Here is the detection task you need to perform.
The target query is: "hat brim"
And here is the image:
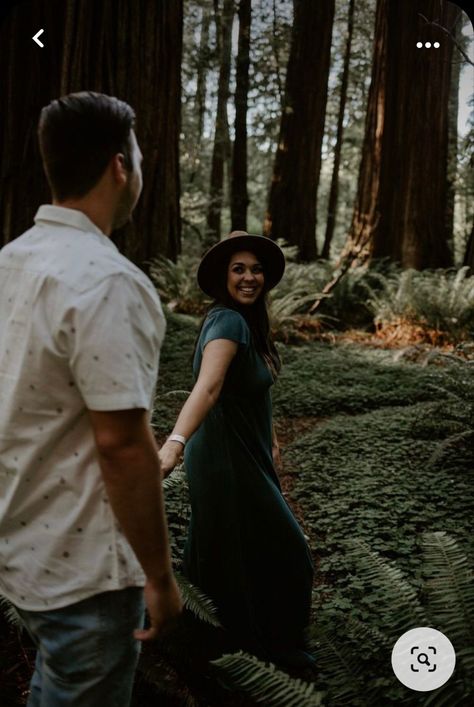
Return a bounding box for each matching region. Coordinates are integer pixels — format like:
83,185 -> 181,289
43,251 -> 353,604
197,234 -> 285,299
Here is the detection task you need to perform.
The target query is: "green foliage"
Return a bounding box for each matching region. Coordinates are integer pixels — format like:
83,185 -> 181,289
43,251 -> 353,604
0,595 -> 24,632
310,533 -> 474,706
422,533 -> 474,669
174,571 -> 222,628
211,651 -> 324,706
273,340 -> 454,418
151,310 -> 198,436
421,363 -> 474,471
148,254 -> 207,312
366,267 -> 474,340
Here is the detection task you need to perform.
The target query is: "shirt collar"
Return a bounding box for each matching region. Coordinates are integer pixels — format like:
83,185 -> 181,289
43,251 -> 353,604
34,205 -> 118,251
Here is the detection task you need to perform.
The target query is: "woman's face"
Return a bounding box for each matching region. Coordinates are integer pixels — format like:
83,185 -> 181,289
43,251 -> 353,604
227,250 -> 265,306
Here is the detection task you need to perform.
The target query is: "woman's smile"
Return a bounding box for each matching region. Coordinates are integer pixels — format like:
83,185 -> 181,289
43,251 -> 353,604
227,250 -> 264,305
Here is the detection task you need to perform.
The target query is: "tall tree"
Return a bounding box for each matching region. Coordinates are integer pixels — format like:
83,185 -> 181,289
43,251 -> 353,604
347,0 -> 458,269
189,4 -> 212,184
206,0 -> 234,246
264,0 -> 335,261
445,11 -> 464,254
0,0 -> 183,265
321,0 -> 355,260
231,0 -> 251,231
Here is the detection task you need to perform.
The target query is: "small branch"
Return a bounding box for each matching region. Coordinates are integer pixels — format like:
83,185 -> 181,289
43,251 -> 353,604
418,13 -> 474,66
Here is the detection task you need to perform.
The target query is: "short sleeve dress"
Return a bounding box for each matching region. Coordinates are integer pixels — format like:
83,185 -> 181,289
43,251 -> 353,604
183,305 -> 314,667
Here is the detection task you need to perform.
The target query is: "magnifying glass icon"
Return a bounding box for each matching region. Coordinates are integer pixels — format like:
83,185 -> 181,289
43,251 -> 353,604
417,653 -> 430,666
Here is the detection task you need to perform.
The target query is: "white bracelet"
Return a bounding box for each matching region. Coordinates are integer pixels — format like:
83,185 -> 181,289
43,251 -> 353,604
168,433 -> 187,447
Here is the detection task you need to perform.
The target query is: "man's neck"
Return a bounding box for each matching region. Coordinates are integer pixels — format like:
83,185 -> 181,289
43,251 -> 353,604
53,198 -> 113,236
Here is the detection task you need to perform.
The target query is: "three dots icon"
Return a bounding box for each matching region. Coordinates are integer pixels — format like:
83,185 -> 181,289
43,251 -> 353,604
417,41 -> 440,48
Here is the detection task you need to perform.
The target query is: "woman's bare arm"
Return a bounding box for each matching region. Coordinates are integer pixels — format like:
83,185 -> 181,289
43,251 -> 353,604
159,338 -> 238,476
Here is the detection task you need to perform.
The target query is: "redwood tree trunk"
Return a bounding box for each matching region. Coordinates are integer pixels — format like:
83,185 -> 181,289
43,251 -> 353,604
206,0 -> 234,247
321,0 -> 355,260
264,0 -> 335,261
0,0 -> 183,266
189,5 -> 211,185
231,0 -> 251,231
348,0 -> 458,269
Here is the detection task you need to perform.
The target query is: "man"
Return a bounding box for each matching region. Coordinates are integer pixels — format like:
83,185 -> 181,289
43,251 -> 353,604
0,92 -> 182,706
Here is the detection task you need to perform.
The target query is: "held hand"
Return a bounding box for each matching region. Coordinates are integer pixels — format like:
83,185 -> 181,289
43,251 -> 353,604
134,575 -> 183,642
158,441 -> 183,479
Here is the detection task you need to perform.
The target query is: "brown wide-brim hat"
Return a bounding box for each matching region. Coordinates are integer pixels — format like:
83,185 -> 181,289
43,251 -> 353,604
197,231 -> 285,299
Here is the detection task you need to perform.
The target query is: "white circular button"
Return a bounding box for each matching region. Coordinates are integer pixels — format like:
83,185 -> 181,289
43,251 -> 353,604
392,627 -> 456,691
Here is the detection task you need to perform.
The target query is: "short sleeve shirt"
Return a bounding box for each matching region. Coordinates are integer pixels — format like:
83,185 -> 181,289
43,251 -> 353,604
0,205 -> 166,610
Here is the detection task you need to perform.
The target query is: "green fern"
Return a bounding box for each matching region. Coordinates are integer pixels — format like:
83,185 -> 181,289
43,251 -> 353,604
211,650 -> 324,706
366,267 -> 474,340
422,532 -> 474,668
174,572 -> 222,628
0,595 -> 25,631
148,254 -> 207,311
308,621 -> 367,705
344,538 -> 428,637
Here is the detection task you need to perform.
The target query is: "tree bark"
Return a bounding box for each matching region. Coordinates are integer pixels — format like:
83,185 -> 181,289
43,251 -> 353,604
445,10 -> 463,254
264,0 -> 335,261
206,0 -> 234,247
0,0 -> 183,267
231,0 -> 251,231
321,0 -> 355,260
348,0 -> 458,269
189,5 -> 211,185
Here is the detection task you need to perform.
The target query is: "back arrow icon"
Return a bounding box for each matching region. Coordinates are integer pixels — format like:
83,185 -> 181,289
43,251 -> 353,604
32,29 -> 44,48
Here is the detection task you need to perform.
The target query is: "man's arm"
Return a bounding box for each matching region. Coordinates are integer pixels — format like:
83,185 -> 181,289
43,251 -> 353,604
88,407 -> 182,640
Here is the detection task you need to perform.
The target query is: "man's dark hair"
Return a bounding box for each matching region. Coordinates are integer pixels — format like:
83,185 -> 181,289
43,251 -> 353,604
38,91 -> 136,201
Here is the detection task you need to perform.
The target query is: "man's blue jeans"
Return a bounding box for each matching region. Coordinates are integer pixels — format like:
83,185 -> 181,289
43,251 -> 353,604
17,587 -> 145,707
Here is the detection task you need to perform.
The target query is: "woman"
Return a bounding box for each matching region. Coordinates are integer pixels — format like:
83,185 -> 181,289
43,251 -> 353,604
159,231 -> 314,669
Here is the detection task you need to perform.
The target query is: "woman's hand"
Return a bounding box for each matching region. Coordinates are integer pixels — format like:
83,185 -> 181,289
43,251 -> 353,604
158,440 -> 183,479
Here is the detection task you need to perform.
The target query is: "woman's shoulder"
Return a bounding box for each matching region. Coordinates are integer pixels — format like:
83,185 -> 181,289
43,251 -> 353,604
206,305 -> 247,325
201,305 -> 250,345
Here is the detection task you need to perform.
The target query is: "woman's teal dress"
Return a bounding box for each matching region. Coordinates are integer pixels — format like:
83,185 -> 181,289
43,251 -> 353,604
183,306 -> 314,667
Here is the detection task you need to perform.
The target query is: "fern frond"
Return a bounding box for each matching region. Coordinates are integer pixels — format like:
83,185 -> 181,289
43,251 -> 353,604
211,650 -> 324,706
0,594 -> 25,631
174,572 -> 221,627
308,622 -> 365,703
427,429 -> 474,467
162,464 -> 187,492
422,532 -> 474,648
344,614 -> 392,651
345,539 -> 427,636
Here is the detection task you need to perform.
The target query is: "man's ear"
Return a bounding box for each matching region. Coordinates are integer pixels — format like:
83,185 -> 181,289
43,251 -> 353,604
111,153 -> 128,186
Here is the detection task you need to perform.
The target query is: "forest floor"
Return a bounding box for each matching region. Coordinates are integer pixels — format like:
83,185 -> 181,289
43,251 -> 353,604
1,312 -> 472,706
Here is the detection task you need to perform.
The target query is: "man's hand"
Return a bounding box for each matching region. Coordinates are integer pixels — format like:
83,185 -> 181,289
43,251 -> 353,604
134,575 -> 183,641
158,440 -> 183,478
